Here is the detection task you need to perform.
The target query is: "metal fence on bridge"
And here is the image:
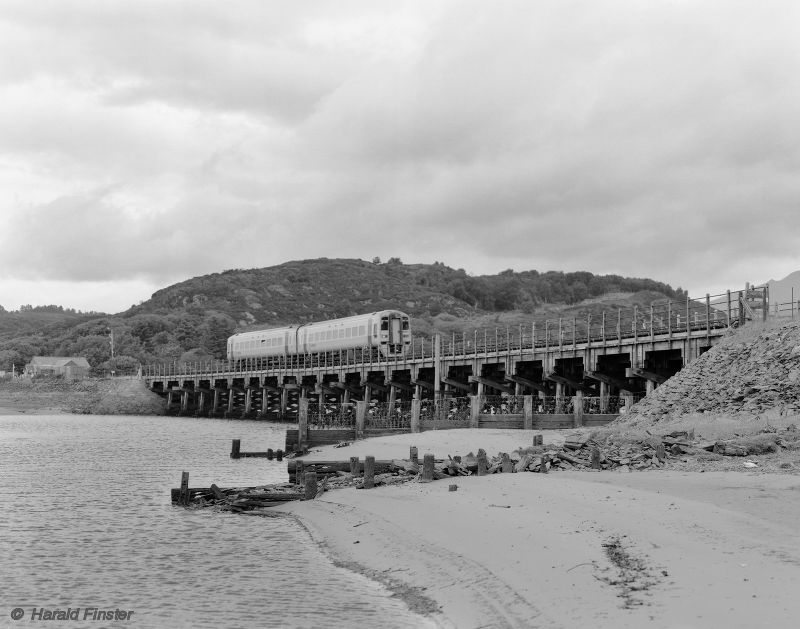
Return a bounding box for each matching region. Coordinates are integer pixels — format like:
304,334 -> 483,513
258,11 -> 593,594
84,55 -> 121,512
143,286 -> 790,379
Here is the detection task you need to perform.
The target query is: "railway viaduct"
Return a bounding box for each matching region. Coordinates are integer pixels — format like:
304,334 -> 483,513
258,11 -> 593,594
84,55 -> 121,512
144,286 -> 768,419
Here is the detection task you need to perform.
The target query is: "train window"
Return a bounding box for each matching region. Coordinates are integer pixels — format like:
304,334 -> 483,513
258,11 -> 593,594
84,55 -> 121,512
373,324 -> 377,335
346,328 -> 351,338
402,320 -> 409,330
359,325 -> 365,336
381,319 -> 389,330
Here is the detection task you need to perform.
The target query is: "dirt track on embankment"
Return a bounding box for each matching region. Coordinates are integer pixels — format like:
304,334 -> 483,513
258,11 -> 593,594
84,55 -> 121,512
0,377 -> 165,415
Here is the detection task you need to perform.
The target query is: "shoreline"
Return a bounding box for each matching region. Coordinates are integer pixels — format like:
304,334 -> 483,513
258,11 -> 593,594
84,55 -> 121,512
0,377 -> 164,415
277,429 -> 800,629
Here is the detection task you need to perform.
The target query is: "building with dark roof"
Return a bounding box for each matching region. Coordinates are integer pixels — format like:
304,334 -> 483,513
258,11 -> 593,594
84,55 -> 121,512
25,356 -> 91,379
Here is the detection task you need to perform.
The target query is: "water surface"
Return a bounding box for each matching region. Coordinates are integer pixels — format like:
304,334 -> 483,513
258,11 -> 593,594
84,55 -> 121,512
0,414 -> 436,628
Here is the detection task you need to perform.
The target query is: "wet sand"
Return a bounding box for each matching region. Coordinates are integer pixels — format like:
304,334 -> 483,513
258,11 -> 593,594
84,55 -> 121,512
279,429 -> 800,629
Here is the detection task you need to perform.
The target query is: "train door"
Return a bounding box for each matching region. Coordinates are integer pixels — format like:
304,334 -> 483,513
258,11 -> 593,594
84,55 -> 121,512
389,316 -> 402,350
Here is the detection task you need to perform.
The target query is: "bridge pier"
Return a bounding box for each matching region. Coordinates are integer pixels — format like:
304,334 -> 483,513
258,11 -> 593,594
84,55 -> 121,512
280,387 -> 288,417
244,388 -> 252,414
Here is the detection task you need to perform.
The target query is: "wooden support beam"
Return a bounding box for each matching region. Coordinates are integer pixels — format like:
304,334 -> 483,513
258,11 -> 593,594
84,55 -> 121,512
442,377 -> 472,393
625,366 -> 667,384
584,370 -> 634,394
543,372 -> 595,395
330,381 -> 363,395
316,382 -> 343,396
362,380 -> 388,393
506,375 -> 547,394
411,378 -> 435,391
468,375 -> 513,394
388,379 -> 415,392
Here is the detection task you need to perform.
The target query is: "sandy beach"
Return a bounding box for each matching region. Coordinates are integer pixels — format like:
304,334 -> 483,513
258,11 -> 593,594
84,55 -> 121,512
279,429 -> 800,629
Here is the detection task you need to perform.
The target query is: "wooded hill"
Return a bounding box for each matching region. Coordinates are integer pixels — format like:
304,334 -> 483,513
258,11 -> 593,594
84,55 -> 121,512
0,258 -> 685,374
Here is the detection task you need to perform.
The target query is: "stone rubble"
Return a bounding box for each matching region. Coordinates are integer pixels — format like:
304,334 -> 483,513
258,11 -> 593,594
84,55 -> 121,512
622,320 -> 800,425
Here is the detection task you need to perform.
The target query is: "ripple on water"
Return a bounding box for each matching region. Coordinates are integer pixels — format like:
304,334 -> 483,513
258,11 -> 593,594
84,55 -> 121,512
0,415 -> 437,629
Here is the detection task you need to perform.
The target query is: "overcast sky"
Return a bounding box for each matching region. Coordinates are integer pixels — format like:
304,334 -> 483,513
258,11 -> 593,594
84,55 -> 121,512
1,0 -> 798,313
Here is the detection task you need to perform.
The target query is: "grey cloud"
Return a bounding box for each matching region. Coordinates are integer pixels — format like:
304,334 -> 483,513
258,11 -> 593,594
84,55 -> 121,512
1,0 -> 800,310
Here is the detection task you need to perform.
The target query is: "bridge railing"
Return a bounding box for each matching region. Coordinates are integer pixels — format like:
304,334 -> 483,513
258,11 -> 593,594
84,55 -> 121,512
144,287 -> 767,378
431,291 -> 742,358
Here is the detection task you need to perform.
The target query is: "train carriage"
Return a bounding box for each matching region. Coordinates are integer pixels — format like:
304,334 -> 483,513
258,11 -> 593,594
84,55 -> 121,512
227,310 -> 410,361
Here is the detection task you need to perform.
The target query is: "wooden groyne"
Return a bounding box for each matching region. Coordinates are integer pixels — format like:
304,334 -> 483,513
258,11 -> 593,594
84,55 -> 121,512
229,439 -> 284,460
171,471 -> 303,512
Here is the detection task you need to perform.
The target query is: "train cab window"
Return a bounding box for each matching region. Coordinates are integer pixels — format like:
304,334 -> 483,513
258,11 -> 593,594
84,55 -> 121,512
402,319 -> 409,330
380,318 -> 389,330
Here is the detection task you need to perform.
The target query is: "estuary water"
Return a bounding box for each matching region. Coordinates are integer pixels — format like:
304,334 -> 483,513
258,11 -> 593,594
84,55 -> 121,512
0,414 -> 436,628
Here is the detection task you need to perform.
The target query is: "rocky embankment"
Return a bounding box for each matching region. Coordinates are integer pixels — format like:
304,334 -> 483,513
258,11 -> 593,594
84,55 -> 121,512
0,377 -> 165,415
624,319 -> 800,425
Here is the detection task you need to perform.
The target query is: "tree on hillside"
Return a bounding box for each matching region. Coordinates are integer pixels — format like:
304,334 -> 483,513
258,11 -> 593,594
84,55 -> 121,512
60,334 -> 111,368
200,315 -> 236,358
0,349 -> 22,371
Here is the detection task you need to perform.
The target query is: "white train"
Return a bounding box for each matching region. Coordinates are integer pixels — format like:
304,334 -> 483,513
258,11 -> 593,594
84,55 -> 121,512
227,310 -> 411,361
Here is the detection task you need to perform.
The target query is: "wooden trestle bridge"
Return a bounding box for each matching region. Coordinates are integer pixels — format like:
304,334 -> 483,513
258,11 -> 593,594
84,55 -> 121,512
145,285 -> 768,422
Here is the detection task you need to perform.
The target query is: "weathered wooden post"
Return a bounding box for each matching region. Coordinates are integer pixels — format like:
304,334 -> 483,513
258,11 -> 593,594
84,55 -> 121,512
573,392 -> 584,428
230,439 -> 241,459
477,449 -> 487,476
279,386 -> 289,419
355,400 -> 367,440
533,434 -> 543,446
599,382 -> 609,412
523,395 -> 533,430
656,443 -> 666,462
409,446 -> 418,464
501,453 -> 513,473
276,448 -> 283,461
621,392 -> 633,415
349,456 -> 360,477
179,471 -> 189,506
296,460 -> 305,487
298,397 -> 309,452
212,388 -> 220,415
590,447 -> 602,470
304,467 -> 317,500
422,454 -> 435,481
469,395 -> 481,428
410,399 -> 421,433
540,454 -> 549,474
364,455 -> 376,488
267,448 -> 274,460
